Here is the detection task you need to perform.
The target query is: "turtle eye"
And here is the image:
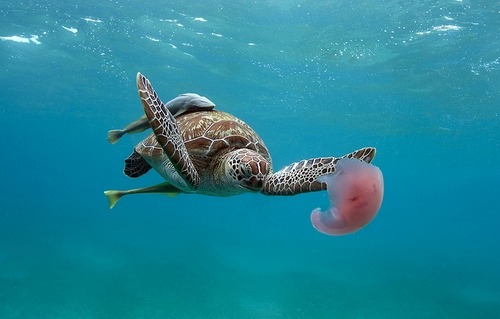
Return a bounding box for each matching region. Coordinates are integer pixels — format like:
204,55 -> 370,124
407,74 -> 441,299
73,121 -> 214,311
240,163 -> 253,178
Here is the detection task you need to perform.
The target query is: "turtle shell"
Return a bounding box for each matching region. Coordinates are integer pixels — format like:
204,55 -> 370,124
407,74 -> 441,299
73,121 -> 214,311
135,110 -> 271,183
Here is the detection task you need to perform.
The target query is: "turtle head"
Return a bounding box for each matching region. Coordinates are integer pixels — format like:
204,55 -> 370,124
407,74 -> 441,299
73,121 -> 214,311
225,149 -> 270,191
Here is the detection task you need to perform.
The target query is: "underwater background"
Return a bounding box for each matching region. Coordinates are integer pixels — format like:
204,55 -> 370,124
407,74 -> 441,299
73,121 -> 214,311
1,0 -> 499,318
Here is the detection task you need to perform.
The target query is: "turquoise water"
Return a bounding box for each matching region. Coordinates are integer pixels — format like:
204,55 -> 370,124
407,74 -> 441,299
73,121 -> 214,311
1,0 -> 499,318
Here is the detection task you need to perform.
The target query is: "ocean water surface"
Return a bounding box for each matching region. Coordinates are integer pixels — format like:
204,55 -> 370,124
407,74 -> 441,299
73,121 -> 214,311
1,0 -> 499,318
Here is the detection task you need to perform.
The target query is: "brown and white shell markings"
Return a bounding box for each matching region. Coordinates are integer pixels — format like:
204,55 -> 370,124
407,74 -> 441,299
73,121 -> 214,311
136,109 -> 272,196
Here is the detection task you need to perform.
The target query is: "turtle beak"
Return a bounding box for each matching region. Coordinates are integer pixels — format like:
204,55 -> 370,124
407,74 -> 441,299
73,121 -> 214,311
242,176 -> 265,191
241,160 -> 268,191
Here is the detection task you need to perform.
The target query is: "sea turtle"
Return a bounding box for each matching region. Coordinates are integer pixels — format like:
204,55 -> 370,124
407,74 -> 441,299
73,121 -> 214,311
104,73 -> 376,208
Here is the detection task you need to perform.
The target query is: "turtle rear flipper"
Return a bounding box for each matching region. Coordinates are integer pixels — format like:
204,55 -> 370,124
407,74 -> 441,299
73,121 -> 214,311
262,147 -> 376,195
124,150 -> 152,178
137,72 -> 200,189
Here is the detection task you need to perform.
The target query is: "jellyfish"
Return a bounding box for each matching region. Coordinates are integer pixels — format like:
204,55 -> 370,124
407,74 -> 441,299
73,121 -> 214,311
311,158 -> 384,236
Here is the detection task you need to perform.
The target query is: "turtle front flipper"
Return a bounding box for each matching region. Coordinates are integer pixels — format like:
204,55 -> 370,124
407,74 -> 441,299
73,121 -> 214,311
262,147 -> 376,196
137,72 -> 200,189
